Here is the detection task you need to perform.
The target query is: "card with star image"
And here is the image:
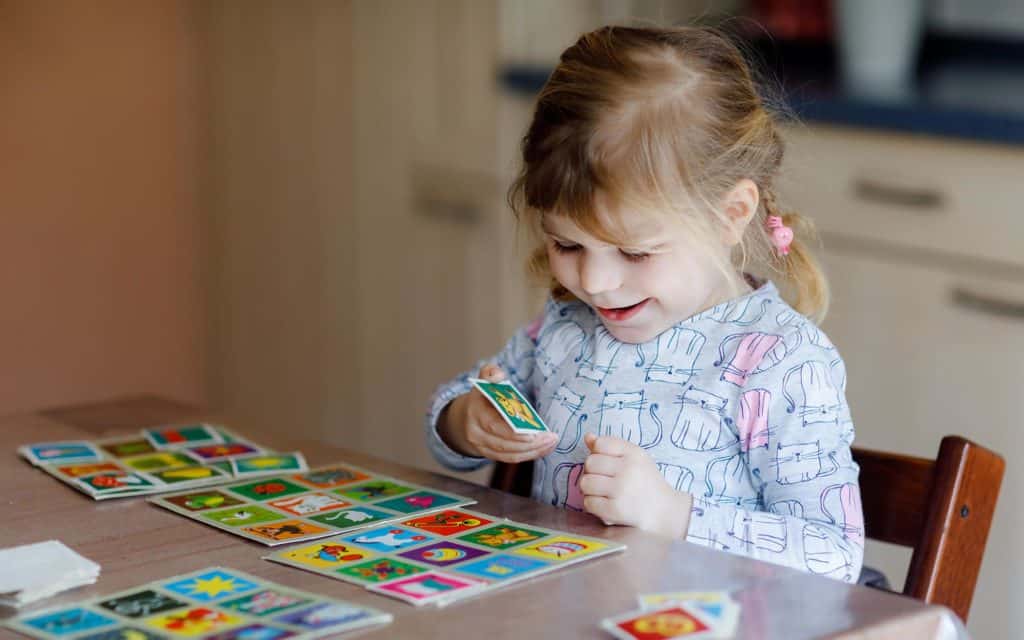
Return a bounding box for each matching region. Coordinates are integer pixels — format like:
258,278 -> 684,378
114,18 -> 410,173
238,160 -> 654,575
469,378 -> 549,434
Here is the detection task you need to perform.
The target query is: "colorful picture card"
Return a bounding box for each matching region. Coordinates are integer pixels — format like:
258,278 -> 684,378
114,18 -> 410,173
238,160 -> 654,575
18,425 -> 307,501
149,463 -> 477,546
469,378 -> 549,434
631,591 -> 741,639
600,597 -> 742,640
3,566 -> 391,640
265,507 -> 625,607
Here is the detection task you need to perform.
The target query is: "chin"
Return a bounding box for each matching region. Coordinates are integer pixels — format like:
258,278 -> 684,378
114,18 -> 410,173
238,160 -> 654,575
601,323 -> 662,345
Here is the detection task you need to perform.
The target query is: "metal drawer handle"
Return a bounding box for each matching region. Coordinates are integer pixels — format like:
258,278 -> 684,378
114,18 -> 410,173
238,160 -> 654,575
951,287 -> 1024,321
853,177 -> 945,211
416,198 -> 481,225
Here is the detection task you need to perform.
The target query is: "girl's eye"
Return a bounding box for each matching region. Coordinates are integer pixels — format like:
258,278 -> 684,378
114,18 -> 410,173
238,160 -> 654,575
552,241 -> 580,254
620,250 -> 651,263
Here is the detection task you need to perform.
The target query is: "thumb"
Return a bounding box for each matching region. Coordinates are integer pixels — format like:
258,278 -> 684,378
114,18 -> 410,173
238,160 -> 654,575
584,432 -> 598,451
478,364 -> 507,382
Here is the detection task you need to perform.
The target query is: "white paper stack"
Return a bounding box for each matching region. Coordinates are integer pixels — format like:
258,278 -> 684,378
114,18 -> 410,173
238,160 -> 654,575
0,541 -> 100,608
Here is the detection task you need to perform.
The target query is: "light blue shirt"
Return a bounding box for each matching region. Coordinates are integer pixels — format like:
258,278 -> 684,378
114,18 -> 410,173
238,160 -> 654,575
426,282 -> 864,581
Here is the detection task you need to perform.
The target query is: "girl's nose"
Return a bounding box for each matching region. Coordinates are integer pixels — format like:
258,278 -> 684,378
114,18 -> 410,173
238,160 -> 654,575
579,253 -> 622,296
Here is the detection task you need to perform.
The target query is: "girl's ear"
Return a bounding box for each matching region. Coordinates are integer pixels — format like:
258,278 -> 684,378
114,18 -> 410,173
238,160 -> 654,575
721,179 -> 760,247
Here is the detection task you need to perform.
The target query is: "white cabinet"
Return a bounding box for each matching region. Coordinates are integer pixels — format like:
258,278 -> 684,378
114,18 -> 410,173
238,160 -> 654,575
780,125 -> 1024,639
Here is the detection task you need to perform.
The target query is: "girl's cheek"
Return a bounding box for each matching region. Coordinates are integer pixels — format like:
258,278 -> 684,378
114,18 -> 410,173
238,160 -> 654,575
547,249 -> 573,280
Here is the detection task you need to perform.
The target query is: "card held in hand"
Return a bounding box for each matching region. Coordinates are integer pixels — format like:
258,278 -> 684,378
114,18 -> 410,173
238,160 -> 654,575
470,378 -> 549,435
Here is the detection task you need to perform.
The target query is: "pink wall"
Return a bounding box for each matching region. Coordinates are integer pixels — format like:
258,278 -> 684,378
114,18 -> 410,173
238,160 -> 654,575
0,0 -> 206,414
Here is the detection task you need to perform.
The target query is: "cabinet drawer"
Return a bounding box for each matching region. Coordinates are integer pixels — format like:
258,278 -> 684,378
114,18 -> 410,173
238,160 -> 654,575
778,125 -> 1024,267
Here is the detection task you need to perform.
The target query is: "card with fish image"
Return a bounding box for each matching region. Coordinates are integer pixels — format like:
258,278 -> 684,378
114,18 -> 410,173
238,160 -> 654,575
2,565 -> 392,640
469,378 -> 549,434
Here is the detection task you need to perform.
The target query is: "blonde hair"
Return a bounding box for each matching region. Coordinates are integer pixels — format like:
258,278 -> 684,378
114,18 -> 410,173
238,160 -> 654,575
508,25 -> 829,322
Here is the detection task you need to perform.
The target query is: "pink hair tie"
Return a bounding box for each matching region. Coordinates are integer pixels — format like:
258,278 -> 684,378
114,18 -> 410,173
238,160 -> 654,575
766,215 -> 793,256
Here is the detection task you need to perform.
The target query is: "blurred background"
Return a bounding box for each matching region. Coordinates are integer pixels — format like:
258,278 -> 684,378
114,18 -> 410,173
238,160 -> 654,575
2,1 -> 1022,637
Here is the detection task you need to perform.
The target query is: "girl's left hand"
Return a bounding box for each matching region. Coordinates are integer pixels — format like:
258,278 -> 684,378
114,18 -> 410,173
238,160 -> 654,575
579,433 -> 693,538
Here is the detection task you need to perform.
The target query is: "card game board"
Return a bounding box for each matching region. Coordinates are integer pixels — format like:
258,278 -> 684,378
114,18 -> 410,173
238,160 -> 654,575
149,463 -> 477,546
3,566 -> 392,640
265,507 -> 626,607
470,378 -> 549,434
18,425 -> 308,501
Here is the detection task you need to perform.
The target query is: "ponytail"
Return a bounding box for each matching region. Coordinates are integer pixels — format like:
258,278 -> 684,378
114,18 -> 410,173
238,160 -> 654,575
762,191 -> 829,323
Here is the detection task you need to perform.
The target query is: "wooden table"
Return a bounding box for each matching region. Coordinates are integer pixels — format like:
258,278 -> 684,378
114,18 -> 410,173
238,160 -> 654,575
0,397 -> 964,639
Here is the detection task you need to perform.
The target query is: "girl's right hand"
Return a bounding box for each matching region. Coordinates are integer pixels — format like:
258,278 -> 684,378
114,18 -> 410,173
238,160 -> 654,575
440,364 -> 559,462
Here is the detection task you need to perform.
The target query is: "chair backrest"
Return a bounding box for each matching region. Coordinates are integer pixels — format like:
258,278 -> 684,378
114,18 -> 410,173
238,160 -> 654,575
854,435 -> 1003,621
490,435 -> 1004,622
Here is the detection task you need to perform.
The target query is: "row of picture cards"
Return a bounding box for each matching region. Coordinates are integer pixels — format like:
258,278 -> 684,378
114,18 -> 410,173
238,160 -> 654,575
148,463 -> 478,546
265,507 -> 626,608
18,424 -> 307,500
3,566 -> 391,640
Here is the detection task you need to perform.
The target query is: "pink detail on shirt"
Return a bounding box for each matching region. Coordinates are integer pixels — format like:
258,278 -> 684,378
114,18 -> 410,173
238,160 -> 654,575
737,388 -> 771,452
566,463 -> 585,511
840,483 -> 865,547
525,314 -> 544,342
724,332 -> 781,385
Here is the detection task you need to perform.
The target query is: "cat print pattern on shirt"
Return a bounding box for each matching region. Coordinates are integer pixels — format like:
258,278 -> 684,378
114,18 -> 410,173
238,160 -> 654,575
536,317 -> 586,380
781,361 -> 843,428
427,281 -> 863,582
547,383 -> 588,454
577,326 -> 624,385
635,326 -> 706,386
597,390 -> 663,448
669,385 -> 734,452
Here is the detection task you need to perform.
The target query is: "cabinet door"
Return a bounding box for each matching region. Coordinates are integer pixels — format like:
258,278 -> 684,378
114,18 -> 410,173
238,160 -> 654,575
351,1 -> 502,478
822,250 -> 1024,635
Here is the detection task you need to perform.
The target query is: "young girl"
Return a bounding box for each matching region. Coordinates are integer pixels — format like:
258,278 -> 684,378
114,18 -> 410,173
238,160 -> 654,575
426,25 -> 863,582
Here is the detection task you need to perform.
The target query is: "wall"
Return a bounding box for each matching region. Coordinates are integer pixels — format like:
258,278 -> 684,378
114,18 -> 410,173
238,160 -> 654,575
201,0 -> 357,443
0,0 -> 206,415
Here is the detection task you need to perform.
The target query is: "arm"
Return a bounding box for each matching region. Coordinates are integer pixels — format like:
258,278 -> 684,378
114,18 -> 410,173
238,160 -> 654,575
685,344 -> 864,582
425,317 -> 547,471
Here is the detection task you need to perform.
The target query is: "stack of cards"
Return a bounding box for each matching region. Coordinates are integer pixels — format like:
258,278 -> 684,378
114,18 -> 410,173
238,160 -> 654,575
0,541 -> 100,608
601,591 -> 740,639
470,379 -> 549,434
265,507 -> 626,608
2,566 -> 392,639
149,462 -> 477,546
19,424 -> 307,500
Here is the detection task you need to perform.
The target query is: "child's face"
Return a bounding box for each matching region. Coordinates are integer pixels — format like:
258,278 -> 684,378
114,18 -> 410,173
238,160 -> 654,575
543,211 -> 732,344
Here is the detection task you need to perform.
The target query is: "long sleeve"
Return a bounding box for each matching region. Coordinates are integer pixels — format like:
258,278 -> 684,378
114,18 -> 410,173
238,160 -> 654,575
424,318 -> 540,472
684,333 -> 865,583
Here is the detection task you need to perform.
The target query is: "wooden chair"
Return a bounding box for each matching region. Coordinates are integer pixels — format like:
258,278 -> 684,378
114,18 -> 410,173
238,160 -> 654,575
490,435 -> 1004,622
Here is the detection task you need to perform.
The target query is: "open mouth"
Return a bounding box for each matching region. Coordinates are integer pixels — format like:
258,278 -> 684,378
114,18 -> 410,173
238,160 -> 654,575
596,298 -> 650,322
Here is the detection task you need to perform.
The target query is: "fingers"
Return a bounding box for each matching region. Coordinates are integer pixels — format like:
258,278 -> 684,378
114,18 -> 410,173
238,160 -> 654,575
584,434 -> 631,457
583,495 -> 617,525
583,453 -> 621,477
578,472 -> 616,497
477,364 -> 506,382
469,428 -> 557,463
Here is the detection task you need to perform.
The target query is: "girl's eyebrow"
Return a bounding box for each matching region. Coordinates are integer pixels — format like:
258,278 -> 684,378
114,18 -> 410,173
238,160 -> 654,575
540,219 -> 578,241
539,218 -> 561,234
